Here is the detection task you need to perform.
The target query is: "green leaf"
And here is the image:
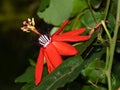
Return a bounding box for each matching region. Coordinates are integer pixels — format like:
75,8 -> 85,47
37,0 -> 73,25
37,0 -> 89,25
33,55 -> 84,90
71,0 -> 88,17
21,83 -> 35,90
15,66 -> 34,83
90,0 -> 102,9
81,48 -> 106,84
81,10 -> 102,28
81,60 -> 106,83
107,13 -> 115,33
38,0 -> 50,12
29,59 -> 36,67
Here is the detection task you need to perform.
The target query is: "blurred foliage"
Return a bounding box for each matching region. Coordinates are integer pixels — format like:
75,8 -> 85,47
1,0 -> 120,90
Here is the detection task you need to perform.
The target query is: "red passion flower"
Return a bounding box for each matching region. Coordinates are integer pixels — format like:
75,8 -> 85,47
21,18 -> 91,86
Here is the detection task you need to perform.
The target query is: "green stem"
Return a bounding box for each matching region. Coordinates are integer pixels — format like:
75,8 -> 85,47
101,21 -> 111,71
107,72 -> 111,90
105,47 -> 110,70
107,0 -> 120,90
104,0 -> 111,20
101,20 -> 112,41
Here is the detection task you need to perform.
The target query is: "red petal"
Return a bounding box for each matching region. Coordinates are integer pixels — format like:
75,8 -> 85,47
57,28 -> 86,36
52,35 -> 91,42
52,41 -> 78,55
44,52 -> 55,73
53,19 -> 69,35
44,43 -> 63,73
35,48 -> 44,86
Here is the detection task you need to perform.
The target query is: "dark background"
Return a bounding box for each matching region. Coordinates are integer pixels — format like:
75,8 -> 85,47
0,0 -> 40,89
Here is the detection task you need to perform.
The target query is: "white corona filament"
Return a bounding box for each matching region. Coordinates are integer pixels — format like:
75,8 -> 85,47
38,35 -> 51,47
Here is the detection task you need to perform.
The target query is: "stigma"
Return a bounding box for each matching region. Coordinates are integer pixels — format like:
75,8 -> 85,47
38,35 -> 51,47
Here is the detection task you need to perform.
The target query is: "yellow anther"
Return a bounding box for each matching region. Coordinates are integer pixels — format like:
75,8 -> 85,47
29,26 -> 35,31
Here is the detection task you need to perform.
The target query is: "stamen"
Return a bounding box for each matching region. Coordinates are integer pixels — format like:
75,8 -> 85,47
38,35 -> 51,47
21,18 -> 40,35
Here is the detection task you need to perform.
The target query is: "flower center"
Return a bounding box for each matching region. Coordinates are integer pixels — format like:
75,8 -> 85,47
38,35 -> 51,47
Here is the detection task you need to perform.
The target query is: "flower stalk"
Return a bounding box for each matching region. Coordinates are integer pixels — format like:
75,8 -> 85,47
104,0 -> 120,90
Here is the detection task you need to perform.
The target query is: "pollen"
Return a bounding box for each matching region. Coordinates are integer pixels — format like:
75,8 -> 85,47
38,35 -> 51,47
